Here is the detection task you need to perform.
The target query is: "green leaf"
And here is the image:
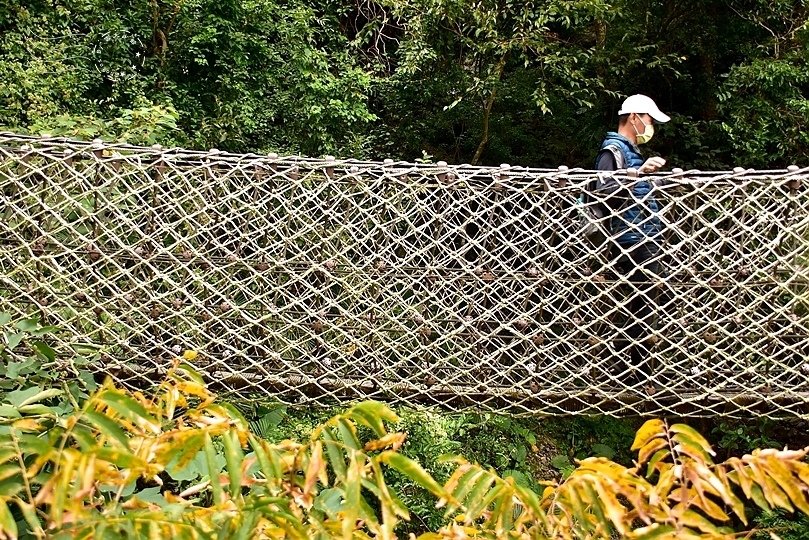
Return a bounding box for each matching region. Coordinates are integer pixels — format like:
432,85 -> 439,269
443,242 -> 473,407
218,402 -> 249,430
248,435 -> 281,483
514,484 -> 550,531
95,447 -> 147,470
31,341 -> 56,361
346,401 -> 397,437
96,390 -> 159,433
582,481 -> 607,532
749,483 -> 770,511
222,430 -> 244,500
204,433 -> 224,505
29,325 -> 58,337
5,332 -> 23,351
78,371 -> 98,392
98,481 -> 137,497
167,450 -> 207,482
0,450 -> 16,466
82,410 -> 129,448
5,387 -> 43,408
233,510 -> 259,540
462,470 -> 498,518
129,486 -> 167,507
513,444 -> 527,464
631,523 -> 677,539
670,424 -> 715,457
17,434 -> 51,456
0,498 -> 17,538
337,418 -> 360,451
0,479 -> 24,498
550,454 -> 572,470
321,427 -> 346,481
71,424 -> 97,453
314,487 -> 343,519
503,469 -> 531,488
0,405 -> 21,419
379,451 -> 445,499
0,313 -> 12,326
17,404 -> 55,416
169,432 -> 206,473
5,359 -> 36,379
13,318 -> 39,332
251,407 -> 287,438
70,343 -> 101,355
646,448 -> 671,478
592,443 -> 616,459
15,499 -> 42,535
453,466 -> 487,503
672,432 -> 714,463
343,455 -> 362,538
176,362 -> 205,385
680,509 -> 723,534
18,388 -> 62,407
0,464 -> 21,485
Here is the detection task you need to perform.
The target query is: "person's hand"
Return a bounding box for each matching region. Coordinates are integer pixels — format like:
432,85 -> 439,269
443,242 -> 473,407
640,157 -> 666,173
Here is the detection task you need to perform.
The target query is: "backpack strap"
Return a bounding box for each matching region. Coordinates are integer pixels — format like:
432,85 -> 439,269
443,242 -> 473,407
603,144 -> 625,170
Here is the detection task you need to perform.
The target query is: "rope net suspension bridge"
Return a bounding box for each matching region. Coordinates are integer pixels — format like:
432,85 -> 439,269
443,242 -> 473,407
1,133 -> 808,417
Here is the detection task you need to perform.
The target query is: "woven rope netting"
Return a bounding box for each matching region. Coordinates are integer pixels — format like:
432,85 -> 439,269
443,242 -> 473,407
1,133 -> 808,417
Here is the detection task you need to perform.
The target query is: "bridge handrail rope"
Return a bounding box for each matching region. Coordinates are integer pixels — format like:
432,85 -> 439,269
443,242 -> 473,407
0,133 -> 807,417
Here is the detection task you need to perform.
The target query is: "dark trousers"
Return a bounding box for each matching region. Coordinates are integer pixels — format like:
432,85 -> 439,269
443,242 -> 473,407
612,242 -> 661,386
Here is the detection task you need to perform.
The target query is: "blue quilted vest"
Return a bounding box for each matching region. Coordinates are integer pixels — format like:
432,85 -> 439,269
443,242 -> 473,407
597,133 -> 662,246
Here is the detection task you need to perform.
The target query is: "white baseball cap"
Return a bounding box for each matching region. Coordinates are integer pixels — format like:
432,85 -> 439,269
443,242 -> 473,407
618,94 -> 670,123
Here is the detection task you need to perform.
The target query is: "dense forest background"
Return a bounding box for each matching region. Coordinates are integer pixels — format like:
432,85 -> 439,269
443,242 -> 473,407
2,0 -> 808,169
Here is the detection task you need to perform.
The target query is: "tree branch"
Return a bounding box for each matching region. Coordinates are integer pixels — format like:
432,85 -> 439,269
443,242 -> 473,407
471,54 -> 506,165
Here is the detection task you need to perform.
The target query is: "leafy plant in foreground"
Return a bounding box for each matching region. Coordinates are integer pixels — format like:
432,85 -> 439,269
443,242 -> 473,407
0,355 -> 445,539
433,419 -> 809,539
0,357 -> 808,538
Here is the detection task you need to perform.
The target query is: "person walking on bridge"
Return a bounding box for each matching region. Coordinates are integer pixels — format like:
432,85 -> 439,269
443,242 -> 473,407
595,94 -> 670,394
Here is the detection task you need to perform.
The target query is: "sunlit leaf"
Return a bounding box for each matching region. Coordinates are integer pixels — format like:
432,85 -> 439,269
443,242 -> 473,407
761,456 -> 809,515
646,448 -> 671,478
672,431 -> 714,463
638,438 -> 669,468
346,401 -> 397,437
81,410 -> 129,448
631,523 -> 677,539
670,424 -> 715,458
96,390 -> 160,434
632,419 -> 666,451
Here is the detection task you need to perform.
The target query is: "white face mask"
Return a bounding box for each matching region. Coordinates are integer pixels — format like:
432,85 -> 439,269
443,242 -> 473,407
633,115 -> 654,144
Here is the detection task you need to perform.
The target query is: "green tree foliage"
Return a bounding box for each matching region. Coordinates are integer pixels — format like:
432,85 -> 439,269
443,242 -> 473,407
0,0 -> 376,154
370,0 -> 615,163
717,0 -> 809,167
2,1 -> 808,164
